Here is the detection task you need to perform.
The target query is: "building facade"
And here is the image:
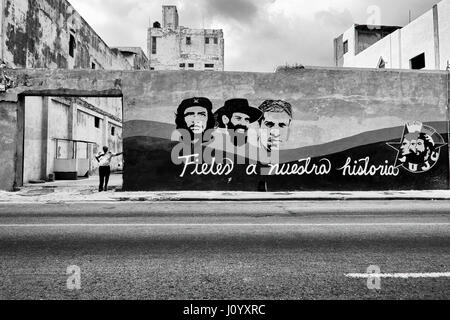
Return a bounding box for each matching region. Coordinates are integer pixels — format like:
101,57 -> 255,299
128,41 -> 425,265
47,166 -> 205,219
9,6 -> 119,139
0,0 -> 147,184
112,47 -> 149,71
334,0 -> 450,70
148,6 -> 224,71
23,96 -> 123,183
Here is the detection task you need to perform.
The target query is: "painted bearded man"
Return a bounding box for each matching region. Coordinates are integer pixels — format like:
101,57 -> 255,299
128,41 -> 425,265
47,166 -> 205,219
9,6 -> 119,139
399,132 -> 436,165
214,99 -> 262,148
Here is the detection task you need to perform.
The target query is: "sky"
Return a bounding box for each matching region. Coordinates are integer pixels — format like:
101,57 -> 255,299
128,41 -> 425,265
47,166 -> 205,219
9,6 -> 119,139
71,0 -> 439,72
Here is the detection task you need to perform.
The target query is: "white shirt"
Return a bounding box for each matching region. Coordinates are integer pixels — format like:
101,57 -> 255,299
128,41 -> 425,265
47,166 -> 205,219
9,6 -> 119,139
98,151 -> 114,167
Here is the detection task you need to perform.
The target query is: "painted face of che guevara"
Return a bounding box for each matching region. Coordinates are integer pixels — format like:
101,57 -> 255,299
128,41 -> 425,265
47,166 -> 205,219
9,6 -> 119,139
260,112 -> 292,151
184,106 -> 208,135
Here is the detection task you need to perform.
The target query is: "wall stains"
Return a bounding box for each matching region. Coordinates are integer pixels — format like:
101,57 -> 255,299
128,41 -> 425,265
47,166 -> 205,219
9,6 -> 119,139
2,0 -> 132,70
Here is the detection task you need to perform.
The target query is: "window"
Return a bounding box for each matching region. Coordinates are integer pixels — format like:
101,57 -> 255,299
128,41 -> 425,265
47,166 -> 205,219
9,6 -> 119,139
205,37 -> 209,44
188,63 -> 194,68
111,126 -> 115,136
410,53 -> 425,70
179,63 -> 185,68
94,117 -> 100,128
205,64 -> 214,68
152,37 -> 157,54
91,62 -> 96,69
186,37 -> 191,45
214,37 -> 218,44
343,40 -> 348,54
69,34 -> 76,57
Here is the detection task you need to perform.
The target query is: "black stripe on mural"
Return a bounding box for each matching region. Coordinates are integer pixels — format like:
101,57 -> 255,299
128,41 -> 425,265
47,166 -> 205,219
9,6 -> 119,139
123,127 -> 449,191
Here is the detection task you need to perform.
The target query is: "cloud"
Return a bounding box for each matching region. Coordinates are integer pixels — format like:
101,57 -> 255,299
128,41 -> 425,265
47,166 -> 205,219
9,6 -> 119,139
70,0 -> 440,72
315,8 -> 354,31
203,0 -> 260,23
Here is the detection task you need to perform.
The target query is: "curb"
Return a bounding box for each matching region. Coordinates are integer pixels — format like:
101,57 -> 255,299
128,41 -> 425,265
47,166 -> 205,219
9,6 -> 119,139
112,196 -> 450,202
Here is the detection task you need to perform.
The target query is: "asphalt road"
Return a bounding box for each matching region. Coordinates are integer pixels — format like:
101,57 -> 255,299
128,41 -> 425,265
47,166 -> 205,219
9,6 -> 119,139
0,201 -> 449,300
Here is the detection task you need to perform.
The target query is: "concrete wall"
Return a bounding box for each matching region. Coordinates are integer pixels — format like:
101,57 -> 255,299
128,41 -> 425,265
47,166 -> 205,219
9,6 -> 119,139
46,97 -> 70,178
75,99 -> 123,173
20,94 -> 122,184
438,0 -> 450,69
0,68 -> 448,191
162,6 -> 178,30
1,0 -> 132,70
113,48 -> 149,71
148,6 -> 224,71
149,27 -> 224,71
120,68 -> 449,191
23,96 -> 45,182
0,101 -> 18,190
23,96 -> 72,182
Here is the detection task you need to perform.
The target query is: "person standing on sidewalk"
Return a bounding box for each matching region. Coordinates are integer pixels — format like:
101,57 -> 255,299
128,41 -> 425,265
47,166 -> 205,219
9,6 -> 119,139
96,146 -> 123,192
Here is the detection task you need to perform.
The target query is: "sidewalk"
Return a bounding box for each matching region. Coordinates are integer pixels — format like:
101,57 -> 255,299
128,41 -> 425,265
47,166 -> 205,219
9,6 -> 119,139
1,174 -> 450,203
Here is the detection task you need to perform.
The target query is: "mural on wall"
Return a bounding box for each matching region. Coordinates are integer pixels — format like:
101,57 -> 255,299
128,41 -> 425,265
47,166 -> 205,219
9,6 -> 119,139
124,95 -> 449,191
387,122 -> 446,174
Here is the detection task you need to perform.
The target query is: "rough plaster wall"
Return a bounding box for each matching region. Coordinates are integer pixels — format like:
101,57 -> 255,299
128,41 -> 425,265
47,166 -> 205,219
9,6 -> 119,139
149,27 -> 224,71
149,28 -> 180,70
74,105 -> 122,174
162,6 -> 178,29
47,98 -> 70,177
341,25 -> 356,66
180,29 -> 224,71
0,67 -> 448,191
76,108 -> 102,174
23,96 -> 44,183
438,0 -> 450,69
347,31 -> 401,69
122,69 -> 448,148
400,9 -> 435,70
343,2 -> 444,70
120,68 -> 449,191
82,97 -> 122,120
107,124 -> 123,171
0,101 -> 17,191
2,0 -> 131,70
356,31 -> 383,54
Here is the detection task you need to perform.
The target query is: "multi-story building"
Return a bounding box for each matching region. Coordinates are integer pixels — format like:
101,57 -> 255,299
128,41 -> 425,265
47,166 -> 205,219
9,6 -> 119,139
0,0 -> 147,184
148,5 -> 224,71
334,0 -> 450,70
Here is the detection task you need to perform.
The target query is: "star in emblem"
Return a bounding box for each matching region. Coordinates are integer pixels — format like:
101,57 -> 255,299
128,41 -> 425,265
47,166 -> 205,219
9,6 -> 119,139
387,122 -> 447,171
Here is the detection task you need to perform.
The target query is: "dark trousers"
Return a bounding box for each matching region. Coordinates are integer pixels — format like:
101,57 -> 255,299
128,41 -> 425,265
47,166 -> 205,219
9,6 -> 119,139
99,166 -> 111,191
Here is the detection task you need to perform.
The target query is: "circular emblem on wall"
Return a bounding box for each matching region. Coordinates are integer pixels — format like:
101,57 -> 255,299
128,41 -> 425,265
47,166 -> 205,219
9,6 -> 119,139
387,121 -> 447,173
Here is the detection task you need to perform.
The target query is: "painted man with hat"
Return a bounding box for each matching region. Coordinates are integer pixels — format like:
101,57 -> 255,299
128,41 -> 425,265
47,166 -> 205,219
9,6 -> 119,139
175,97 -> 216,145
214,98 -> 262,149
170,97 -> 221,189
205,99 -> 263,191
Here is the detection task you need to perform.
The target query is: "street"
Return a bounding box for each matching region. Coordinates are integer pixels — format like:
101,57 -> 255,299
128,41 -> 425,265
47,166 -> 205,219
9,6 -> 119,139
0,201 -> 449,300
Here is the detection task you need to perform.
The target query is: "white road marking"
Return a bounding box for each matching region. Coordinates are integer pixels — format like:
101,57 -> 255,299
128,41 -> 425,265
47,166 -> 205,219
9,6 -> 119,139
0,223 -> 449,228
346,272 -> 450,279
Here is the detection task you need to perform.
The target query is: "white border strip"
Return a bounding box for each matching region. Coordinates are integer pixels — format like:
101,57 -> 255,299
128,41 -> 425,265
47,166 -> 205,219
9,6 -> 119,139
346,272 -> 450,279
0,223 -> 450,228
